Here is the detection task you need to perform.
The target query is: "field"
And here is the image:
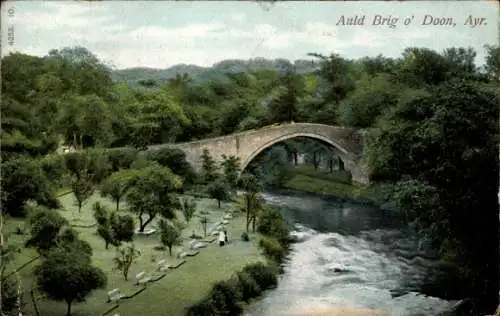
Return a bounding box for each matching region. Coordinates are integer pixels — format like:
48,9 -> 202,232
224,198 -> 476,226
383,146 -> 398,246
283,165 -> 379,203
5,192 -> 265,316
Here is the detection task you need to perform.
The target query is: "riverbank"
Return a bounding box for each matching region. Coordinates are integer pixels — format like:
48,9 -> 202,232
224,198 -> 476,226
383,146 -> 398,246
281,165 -> 380,205
6,192 -> 266,316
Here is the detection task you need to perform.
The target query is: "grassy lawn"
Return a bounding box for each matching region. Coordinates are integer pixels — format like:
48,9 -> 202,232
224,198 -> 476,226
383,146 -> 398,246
283,165 -> 379,203
6,192 -> 265,316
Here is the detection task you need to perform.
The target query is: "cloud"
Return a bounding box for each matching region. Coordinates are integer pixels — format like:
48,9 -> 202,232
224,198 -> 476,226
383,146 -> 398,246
2,2 -> 496,69
13,2 -> 111,32
230,13 -> 246,23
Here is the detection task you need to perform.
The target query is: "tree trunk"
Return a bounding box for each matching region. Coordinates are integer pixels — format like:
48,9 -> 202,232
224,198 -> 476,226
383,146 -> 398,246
139,214 -> 155,232
77,203 -> 82,213
105,241 -> 109,249
252,216 -> 256,233
168,246 -> 172,256
30,288 -> 41,316
293,152 -> 298,166
313,152 -> 320,170
66,300 -> 72,316
328,159 -> 333,173
115,199 -> 120,212
217,200 -> 221,208
246,211 -> 250,232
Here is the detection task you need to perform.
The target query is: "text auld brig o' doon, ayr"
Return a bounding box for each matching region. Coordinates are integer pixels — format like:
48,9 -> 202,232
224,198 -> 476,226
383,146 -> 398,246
336,14 -> 488,29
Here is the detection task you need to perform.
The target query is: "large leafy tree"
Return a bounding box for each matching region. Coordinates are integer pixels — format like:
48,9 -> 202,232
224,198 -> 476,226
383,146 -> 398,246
35,247 -> 107,316
126,164 -> 182,232
1,157 -> 59,217
366,79 -> 499,314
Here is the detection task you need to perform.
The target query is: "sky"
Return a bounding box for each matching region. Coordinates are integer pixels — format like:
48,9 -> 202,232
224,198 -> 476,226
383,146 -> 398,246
1,1 -> 498,69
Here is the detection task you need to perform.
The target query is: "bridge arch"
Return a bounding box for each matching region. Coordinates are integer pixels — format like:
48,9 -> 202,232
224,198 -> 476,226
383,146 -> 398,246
150,123 -> 369,184
239,132 -> 351,172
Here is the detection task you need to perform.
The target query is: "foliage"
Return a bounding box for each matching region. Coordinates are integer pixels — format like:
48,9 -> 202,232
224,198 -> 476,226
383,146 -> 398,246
113,243 -> 140,281
158,219 -> 183,256
206,180 -> 231,208
200,149 -> 218,183
179,197 -> 197,223
35,247 -> 107,316
257,206 -> 291,245
259,236 -> 286,263
220,155 -> 241,191
146,147 -> 197,187
126,163 -> 182,232
72,178 -> 94,213
106,147 -> 138,172
100,169 -> 138,212
1,157 -> 59,217
241,262 -> 278,290
365,79 -> 499,313
240,232 -> 250,242
25,206 -> 69,253
93,202 -> 135,249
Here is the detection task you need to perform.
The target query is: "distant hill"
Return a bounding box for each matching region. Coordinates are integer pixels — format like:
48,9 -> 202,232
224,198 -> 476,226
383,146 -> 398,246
111,58 -> 319,88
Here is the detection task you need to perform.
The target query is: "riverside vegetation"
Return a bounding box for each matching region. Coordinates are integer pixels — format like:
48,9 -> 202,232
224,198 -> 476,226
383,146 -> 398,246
1,45 -> 499,315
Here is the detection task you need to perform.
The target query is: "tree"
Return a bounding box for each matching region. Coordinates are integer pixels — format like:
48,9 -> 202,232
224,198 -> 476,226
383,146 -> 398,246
113,244 -> 140,281
267,70 -> 304,123
93,202 -> 135,249
100,169 -> 137,212
25,206 -> 69,253
180,197 -> 197,223
366,80 -> 499,314
126,164 -> 182,232
201,149 -> 218,183
0,243 -> 22,314
146,147 -> 197,187
35,247 -> 107,316
1,157 -> 59,217
220,155 -> 241,191
72,178 -> 94,213
200,216 -> 209,238
483,44 -> 499,82
206,180 -> 231,208
238,173 -> 264,232
56,93 -> 114,148
159,220 -> 183,256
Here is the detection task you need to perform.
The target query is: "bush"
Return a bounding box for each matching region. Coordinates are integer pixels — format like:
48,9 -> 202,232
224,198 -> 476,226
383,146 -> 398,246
185,297 -> 217,316
234,271 -> 262,301
38,154 -> 67,186
257,207 -> 291,245
259,236 -> 286,264
241,232 -> 250,242
106,147 -> 138,172
209,279 -> 243,315
242,262 -> 278,290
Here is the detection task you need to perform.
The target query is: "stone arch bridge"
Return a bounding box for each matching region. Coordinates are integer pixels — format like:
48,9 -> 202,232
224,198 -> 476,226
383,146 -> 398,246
148,123 -> 369,184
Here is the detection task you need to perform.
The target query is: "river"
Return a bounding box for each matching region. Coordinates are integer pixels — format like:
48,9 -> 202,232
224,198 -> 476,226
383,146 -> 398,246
245,190 -> 458,316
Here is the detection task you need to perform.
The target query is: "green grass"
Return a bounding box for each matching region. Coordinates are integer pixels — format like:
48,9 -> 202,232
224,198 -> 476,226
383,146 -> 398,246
6,192 -> 265,316
283,165 -> 379,203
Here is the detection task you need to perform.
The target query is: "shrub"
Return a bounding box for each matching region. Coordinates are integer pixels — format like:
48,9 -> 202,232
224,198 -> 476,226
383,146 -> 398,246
106,148 -> 139,172
38,154 -> 67,186
234,271 -> 262,301
259,236 -> 286,264
209,279 -> 243,315
241,232 -> 250,242
242,262 -> 278,290
185,297 -> 217,316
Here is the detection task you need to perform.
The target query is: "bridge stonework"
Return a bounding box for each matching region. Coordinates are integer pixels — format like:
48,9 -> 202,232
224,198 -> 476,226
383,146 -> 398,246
148,123 -> 369,184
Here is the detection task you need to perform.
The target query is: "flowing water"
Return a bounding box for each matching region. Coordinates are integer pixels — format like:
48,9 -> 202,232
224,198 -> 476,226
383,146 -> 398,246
245,190 -> 458,316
